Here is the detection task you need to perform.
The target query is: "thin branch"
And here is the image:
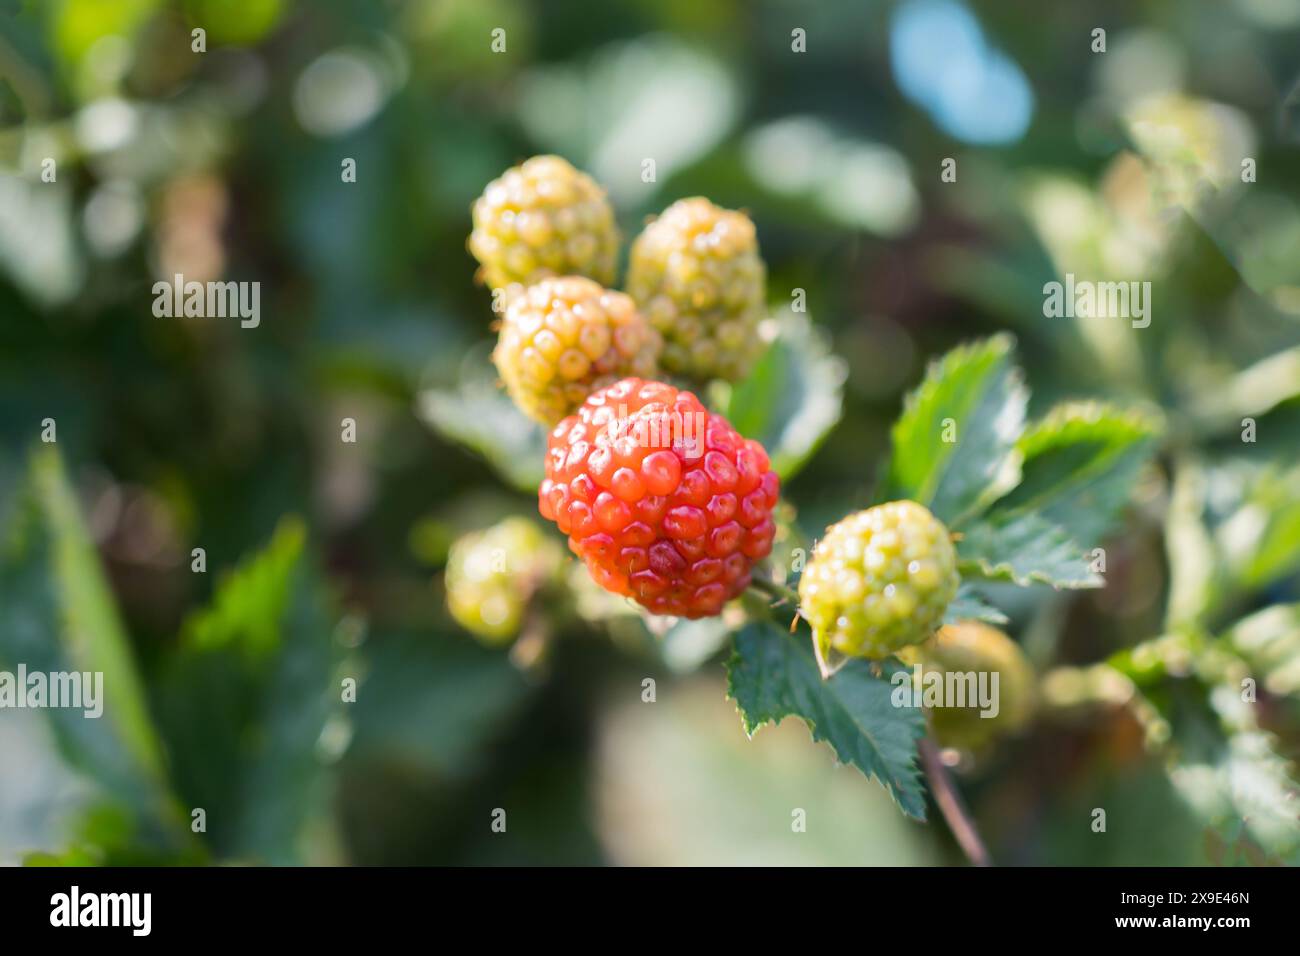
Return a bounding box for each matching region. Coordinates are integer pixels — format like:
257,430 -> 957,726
919,737 -> 992,866
747,575 -> 800,607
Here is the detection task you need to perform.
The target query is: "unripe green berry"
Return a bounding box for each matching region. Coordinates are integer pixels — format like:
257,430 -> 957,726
445,517 -> 563,645
798,501 -> 959,660
469,155 -> 619,290
492,276 -> 661,425
626,198 -> 766,382
899,621 -> 1036,750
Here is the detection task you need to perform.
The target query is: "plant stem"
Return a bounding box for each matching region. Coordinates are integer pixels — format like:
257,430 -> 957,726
748,575 -> 800,607
918,737 -> 992,867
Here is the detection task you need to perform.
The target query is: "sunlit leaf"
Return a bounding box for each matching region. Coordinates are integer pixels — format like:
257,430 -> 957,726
957,511 -> 1100,589
881,334 -> 1026,525
1221,604 -> 1300,697
417,359 -> 547,493
943,583 -> 1009,626
721,311 -> 845,481
988,400 -> 1161,548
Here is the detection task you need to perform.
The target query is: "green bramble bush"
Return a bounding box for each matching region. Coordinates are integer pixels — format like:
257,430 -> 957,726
5,3 -> 1299,872
432,157 -> 1184,850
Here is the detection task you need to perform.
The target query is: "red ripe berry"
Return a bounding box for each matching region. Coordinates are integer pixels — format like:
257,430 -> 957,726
539,377 -> 780,618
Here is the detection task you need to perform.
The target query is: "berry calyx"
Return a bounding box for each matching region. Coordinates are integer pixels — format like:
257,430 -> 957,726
468,155 -> 620,291
445,516 -> 563,644
798,501 -> 959,661
538,377 -> 780,618
899,621 -> 1036,750
492,276 -> 661,425
626,197 -> 767,382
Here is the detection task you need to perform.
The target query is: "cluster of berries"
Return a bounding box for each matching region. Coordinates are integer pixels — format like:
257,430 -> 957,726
461,155 -> 781,622
447,156 -> 1031,749
471,155 -> 767,420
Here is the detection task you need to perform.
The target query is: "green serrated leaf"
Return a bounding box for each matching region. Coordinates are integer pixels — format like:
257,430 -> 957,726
957,512 -> 1101,589
943,583 -> 1009,625
722,311 -> 846,481
154,519 -> 344,864
725,621 -> 927,819
181,519 -> 306,658
990,400 -> 1161,548
882,334 -> 1026,525
232,562 -> 344,863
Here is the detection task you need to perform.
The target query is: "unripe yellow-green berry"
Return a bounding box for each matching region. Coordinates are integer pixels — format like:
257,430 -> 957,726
626,197 -> 766,382
492,276 -> 661,425
899,621 -> 1036,750
469,155 -> 619,290
445,517 -> 563,645
798,501 -> 959,661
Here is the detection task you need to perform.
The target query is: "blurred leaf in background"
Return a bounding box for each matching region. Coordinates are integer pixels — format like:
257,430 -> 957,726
153,518 -> 346,865
0,447 -> 190,863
